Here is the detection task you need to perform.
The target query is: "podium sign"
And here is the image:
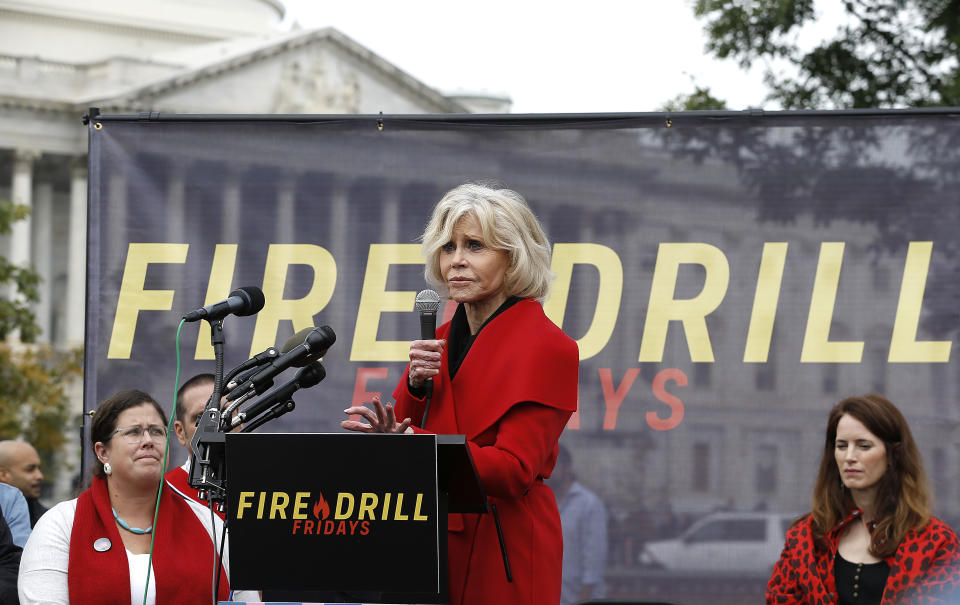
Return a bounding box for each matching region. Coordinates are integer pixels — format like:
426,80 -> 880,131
225,433 -> 440,595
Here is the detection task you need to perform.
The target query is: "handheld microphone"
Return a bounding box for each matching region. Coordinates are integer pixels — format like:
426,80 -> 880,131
226,325 -> 336,401
183,286 -> 265,323
231,362 -> 326,427
415,289 -> 441,398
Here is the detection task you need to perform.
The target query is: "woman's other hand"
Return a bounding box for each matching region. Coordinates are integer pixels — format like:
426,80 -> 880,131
342,394 -> 413,434
408,339 -> 445,389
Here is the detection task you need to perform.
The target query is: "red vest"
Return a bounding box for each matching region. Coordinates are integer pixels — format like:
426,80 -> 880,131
68,475 -> 229,604
165,464 -> 225,520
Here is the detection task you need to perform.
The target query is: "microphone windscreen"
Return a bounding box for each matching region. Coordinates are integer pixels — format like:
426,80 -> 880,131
281,326 -> 316,354
415,289 -> 441,313
231,286 -> 265,317
280,326 -> 337,367
298,362 -> 326,388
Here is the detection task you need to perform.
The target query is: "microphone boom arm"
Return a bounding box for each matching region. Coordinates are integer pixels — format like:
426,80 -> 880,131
240,399 -> 296,433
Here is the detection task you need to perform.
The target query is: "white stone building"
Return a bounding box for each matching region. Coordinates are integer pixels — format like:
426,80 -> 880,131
2,3 -> 956,556
0,0 -> 507,496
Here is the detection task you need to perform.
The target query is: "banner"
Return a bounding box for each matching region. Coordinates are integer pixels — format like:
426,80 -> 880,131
226,433 -> 440,596
86,112 -> 960,601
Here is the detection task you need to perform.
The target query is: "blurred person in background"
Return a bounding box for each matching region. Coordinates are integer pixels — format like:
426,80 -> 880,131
164,373 -> 223,517
0,482 -> 30,547
0,506 -> 21,604
552,444 -> 608,605
0,440 -> 47,527
767,393 -> 960,604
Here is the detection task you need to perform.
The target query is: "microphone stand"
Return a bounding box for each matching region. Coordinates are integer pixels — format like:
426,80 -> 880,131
188,319 -> 229,511
188,326 -> 331,502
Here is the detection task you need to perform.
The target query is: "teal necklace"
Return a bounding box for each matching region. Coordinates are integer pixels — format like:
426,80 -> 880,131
112,508 -> 152,534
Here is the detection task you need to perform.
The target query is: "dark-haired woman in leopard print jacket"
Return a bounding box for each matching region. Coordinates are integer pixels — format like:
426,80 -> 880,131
768,508 -> 959,604
767,394 -> 960,604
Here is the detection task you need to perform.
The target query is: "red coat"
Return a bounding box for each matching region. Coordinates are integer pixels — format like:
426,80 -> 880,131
393,298 -> 578,605
767,508 -> 960,604
165,464 -> 225,520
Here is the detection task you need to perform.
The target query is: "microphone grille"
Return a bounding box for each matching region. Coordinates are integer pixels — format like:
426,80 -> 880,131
281,326 -> 316,353
231,286 -> 265,317
415,289 -> 441,313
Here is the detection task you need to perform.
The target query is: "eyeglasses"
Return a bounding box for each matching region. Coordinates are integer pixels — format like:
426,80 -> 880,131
109,424 -> 168,444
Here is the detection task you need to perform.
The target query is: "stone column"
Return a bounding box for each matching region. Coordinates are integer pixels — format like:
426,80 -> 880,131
32,181 -> 53,341
106,171 -> 127,274
329,178 -> 350,330
222,169 -> 242,244
10,149 -> 38,270
66,159 -> 87,347
165,161 -> 186,243
379,186 -> 400,342
8,150 -> 39,341
379,186 -> 400,246
164,161 -> 187,289
54,159 -> 89,504
275,171 -> 297,244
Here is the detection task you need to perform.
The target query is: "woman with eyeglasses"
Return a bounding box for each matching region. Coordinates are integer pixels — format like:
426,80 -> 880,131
18,389 -> 257,604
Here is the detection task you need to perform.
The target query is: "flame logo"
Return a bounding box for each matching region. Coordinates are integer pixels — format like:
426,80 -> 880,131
313,492 -> 330,519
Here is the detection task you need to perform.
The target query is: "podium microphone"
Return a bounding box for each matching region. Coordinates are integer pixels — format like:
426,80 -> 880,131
415,289 -> 440,427
182,286 -> 264,323
231,362 -> 326,428
226,325 -> 336,401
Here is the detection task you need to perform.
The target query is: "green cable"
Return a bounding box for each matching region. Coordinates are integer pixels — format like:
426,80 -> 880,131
142,318 -> 185,605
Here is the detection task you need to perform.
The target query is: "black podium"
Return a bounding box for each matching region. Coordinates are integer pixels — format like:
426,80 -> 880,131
224,433 -> 486,603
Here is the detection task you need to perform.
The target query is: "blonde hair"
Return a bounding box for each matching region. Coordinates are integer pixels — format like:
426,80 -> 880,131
421,183 -> 553,301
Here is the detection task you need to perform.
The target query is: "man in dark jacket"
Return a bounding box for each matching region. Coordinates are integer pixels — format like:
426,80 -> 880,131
0,507 -> 22,605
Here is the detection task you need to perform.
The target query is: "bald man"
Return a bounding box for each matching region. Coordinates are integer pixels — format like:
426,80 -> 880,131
0,440 -> 47,527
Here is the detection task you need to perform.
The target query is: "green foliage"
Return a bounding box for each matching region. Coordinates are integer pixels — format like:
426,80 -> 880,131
0,344 -> 83,477
660,86 -> 729,111
0,199 -> 40,342
0,198 -> 82,480
694,0 -> 960,109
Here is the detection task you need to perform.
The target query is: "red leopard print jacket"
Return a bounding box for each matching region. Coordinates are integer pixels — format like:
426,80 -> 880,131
767,508 -> 960,604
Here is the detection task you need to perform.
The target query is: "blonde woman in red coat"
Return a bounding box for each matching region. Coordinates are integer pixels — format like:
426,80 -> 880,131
344,183 -> 578,605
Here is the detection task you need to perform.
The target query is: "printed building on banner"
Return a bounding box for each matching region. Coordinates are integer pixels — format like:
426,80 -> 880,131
0,0 -> 507,500
5,8 -> 960,591
86,113 -> 960,539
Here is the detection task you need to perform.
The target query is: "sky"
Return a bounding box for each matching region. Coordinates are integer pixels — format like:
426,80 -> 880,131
278,1 -> 787,114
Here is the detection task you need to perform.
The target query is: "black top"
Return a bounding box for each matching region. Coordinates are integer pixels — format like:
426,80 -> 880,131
26,497 -> 47,528
408,296 -> 522,398
27,498 -> 47,527
0,508 -> 22,605
834,552 -> 890,605
446,296 -> 521,379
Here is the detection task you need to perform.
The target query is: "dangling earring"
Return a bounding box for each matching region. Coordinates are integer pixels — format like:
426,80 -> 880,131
103,462 -> 112,476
